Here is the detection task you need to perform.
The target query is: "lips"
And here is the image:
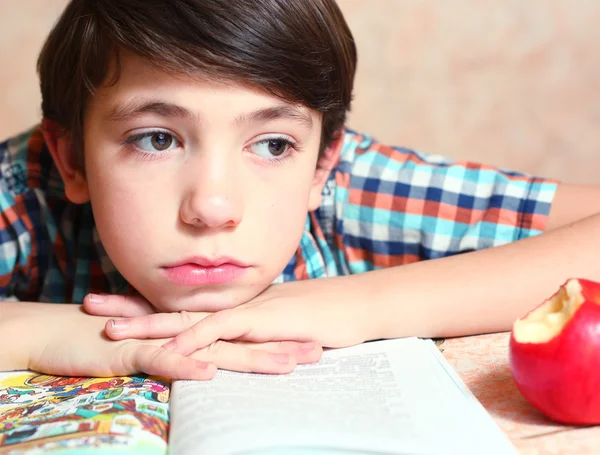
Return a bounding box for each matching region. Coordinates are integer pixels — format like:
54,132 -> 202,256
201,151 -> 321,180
161,256 -> 249,286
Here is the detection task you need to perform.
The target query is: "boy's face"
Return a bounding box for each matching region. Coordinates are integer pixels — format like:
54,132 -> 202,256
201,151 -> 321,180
63,53 -> 331,311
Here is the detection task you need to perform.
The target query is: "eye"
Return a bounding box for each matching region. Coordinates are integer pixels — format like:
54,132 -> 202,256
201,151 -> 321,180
248,137 -> 295,159
125,131 -> 179,153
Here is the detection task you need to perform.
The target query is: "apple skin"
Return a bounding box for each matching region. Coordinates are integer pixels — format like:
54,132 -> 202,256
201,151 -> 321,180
509,278 -> 600,424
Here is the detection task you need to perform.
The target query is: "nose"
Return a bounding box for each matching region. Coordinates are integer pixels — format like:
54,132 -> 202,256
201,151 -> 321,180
179,152 -> 243,229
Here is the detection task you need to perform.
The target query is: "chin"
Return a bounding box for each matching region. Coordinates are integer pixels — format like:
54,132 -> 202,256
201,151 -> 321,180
148,287 -> 261,313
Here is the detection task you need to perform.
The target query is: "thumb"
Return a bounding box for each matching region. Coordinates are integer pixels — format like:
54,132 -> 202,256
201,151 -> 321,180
83,293 -> 156,317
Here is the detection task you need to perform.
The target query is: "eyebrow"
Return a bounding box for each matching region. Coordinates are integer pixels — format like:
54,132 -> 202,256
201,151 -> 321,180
106,98 -> 198,123
234,105 -> 313,130
106,97 -> 313,130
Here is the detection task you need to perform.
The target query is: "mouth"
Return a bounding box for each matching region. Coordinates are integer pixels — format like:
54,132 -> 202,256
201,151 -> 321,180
161,256 -> 250,286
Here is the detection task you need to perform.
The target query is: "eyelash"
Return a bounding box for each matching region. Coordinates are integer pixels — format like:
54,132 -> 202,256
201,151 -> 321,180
121,130 -> 303,164
248,135 -> 301,166
122,129 -> 179,161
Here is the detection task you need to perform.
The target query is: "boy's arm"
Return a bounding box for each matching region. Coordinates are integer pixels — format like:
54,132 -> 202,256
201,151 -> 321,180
546,183 -> 600,231
0,302 -> 34,371
375,207 -> 600,339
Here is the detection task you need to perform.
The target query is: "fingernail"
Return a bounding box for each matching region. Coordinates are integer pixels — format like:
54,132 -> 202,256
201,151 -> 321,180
110,319 -> 129,332
195,360 -> 211,370
87,293 -> 104,304
163,340 -> 176,351
271,353 -> 290,365
299,341 -> 317,352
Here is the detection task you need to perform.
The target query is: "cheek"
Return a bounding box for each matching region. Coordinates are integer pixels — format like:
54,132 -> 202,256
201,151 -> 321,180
252,169 -> 314,260
270,187 -> 308,225
86,166 -> 174,264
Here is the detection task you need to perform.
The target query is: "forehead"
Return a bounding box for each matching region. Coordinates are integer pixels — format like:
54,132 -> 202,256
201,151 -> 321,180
88,51 -> 321,127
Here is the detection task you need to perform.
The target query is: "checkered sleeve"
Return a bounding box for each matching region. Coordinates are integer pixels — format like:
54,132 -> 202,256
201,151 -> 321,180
331,131 -> 558,274
0,129 -> 45,300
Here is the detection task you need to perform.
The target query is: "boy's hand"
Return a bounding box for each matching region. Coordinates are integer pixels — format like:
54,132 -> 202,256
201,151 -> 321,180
28,318 -> 217,380
13,303 -> 321,380
82,293 -> 323,369
87,276 -> 376,356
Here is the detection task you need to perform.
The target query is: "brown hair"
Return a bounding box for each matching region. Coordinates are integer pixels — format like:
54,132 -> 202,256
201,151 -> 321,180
37,0 -> 357,167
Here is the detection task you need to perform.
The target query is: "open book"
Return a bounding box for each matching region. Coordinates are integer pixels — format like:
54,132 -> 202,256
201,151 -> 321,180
0,338 -> 517,455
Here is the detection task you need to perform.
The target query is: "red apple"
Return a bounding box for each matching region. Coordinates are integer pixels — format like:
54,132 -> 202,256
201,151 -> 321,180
509,278 -> 600,424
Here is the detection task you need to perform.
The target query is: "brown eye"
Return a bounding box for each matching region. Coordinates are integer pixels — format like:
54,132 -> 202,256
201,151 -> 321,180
267,140 -> 287,156
249,137 -> 294,159
151,133 -> 173,151
124,130 -> 180,154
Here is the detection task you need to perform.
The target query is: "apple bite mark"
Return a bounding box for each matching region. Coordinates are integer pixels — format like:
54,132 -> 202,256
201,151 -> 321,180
513,278 -> 585,343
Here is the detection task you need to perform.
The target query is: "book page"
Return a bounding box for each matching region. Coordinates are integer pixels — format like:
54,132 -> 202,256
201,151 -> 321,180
0,371 -> 171,455
169,338 -> 516,455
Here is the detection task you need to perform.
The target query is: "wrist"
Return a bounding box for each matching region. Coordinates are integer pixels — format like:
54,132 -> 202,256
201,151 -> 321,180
355,267 -> 417,341
0,302 -> 41,370
0,302 -> 89,371
342,270 -> 397,343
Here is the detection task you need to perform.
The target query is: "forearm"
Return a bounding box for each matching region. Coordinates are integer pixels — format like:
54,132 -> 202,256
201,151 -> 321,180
0,302 -> 102,371
365,211 -> 600,340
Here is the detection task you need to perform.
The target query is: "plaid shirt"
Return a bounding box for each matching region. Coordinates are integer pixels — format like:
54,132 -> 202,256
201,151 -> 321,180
0,126 -> 557,303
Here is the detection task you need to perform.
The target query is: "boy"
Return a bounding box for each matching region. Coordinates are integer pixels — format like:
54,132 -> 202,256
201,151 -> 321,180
1,0 -> 599,380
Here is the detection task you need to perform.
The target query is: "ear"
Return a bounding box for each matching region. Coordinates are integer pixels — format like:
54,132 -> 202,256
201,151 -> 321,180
308,131 -> 343,211
41,118 -> 90,204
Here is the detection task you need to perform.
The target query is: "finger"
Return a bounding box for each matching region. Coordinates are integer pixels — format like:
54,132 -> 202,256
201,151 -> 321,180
163,309 -> 314,356
162,309 -> 256,356
105,311 -> 203,340
238,340 -> 323,365
191,341 -> 297,374
83,293 -> 156,317
280,341 -> 323,364
124,344 -> 217,380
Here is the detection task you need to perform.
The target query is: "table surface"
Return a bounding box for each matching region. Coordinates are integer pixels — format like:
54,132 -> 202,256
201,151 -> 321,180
441,332 -> 598,455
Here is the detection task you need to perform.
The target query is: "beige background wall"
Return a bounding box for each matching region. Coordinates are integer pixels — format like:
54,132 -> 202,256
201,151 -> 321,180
1,1 -> 599,183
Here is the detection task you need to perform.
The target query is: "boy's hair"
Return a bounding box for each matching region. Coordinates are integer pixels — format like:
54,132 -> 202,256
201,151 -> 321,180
37,0 -> 357,168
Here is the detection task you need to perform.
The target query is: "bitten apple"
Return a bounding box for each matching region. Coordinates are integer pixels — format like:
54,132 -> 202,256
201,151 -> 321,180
509,278 -> 600,424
